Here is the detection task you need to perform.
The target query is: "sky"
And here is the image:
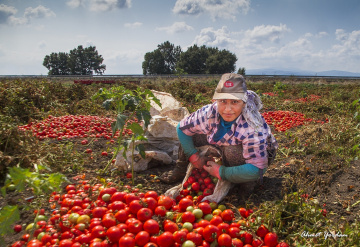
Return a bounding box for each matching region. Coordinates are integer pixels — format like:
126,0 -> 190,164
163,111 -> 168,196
0,0 -> 359,75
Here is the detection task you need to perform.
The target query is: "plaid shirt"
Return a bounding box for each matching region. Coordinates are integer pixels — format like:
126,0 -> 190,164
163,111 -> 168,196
179,102 -> 277,169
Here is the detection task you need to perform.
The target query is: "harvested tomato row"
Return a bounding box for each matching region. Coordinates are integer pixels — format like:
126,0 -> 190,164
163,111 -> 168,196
262,110 -> 327,132
18,115 -> 137,141
11,180 -> 289,247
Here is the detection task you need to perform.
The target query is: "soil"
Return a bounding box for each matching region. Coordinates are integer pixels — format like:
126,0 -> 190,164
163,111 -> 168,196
3,131 -> 360,246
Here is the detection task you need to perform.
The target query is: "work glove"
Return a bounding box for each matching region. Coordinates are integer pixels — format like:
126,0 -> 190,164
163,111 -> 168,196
189,152 -> 213,169
203,161 -> 221,180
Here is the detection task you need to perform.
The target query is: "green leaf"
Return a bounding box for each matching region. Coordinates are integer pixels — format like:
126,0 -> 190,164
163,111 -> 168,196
112,114 -> 128,135
102,98 -> 114,110
127,122 -> 144,136
0,205 -> 20,236
136,110 -> 152,128
135,144 -> 146,159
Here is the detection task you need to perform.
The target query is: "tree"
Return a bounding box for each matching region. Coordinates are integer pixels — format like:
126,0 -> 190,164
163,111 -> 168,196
176,45 -> 208,74
177,45 -> 237,74
43,45 -> 106,75
205,48 -> 237,74
237,67 -> 246,75
142,41 -> 181,75
43,52 -> 70,75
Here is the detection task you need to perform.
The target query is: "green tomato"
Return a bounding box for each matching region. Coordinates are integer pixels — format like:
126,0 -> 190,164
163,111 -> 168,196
68,213 -> 80,224
25,223 -> 35,232
165,211 -> 174,220
186,206 -> 194,212
218,204 -> 226,211
182,240 -> 196,247
102,193 -> 111,202
192,208 -> 203,219
182,222 -> 193,232
203,214 -> 213,221
35,215 -> 47,222
7,184 -> 16,191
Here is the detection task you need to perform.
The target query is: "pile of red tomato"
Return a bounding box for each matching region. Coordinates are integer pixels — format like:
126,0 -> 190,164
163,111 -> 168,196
18,115 -> 136,141
11,180 -> 289,247
262,111 -> 317,132
177,168 -> 218,204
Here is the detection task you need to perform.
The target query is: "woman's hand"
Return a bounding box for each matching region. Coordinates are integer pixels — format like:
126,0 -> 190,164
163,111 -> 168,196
203,161 -> 221,180
189,152 -> 213,169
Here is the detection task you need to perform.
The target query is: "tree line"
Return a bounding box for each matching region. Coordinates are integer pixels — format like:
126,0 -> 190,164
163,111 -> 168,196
43,42 -> 245,76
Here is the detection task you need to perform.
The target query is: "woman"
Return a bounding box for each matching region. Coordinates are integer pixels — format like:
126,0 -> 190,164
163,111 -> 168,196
160,73 -> 277,184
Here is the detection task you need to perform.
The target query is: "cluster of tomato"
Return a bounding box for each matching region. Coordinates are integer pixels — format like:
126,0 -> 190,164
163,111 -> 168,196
262,110 -> 324,132
177,168 -> 218,204
293,94 -> 321,103
18,115 -> 137,141
261,92 -> 278,97
73,80 -> 116,85
11,180 -> 289,247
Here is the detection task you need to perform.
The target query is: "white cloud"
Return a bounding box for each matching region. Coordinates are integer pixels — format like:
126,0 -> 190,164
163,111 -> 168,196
173,0 -> 250,20
66,0 -> 85,8
156,22 -> 193,34
0,4 -> 17,24
193,26 -> 236,48
316,31 -> 328,38
67,0 -> 132,11
243,24 -> 291,44
124,22 -> 143,28
332,29 -> 360,57
3,5 -> 55,26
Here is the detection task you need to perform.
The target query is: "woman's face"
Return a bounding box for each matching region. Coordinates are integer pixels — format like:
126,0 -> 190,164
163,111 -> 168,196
216,99 -> 245,122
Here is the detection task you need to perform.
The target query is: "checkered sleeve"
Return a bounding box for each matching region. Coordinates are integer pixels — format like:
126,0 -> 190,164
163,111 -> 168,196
179,104 -> 213,136
242,131 -> 269,169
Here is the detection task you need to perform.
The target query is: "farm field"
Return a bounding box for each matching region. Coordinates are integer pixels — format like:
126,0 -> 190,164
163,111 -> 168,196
1,76 -> 360,246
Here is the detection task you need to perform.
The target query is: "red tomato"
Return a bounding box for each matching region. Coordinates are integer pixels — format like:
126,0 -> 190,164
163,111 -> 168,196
228,227 -> 241,238
163,221 -> 178,233
264,232 -> 278,247
154,206 -> 167,217
13,224 -> 22,233
92,207 -> 108,218
142,197 -> 158,211
102,213 -> 117,228
203,225 -> 220,242
144,190 -> 158,200
58,239 -> 73,247
173,230 -> 187,244
127,219 -> 143,234
218,233 -> 232,247
110,191 -> 127,202
11,241 -> 25,247
242,232 -> 253,244
198,202 -> 212,216
238,207 -> 247,218
232,238 -> 244,247
157,231 -> 174,247
217,222 -> 230,234
143,219 -> 160,235
135,231 -> 150,247
181,211 -> 195,223
210,215 -> 223,226
178,198 -> 193,212
91,225 -> 106,239
157,196 -> 174,210
137,208 -> 153,222
221,209 -> 234,222
256,224 -> 270,238
129,200 -> 144,215
252,238 -> 263,247
114,209 -> 128,223
186,231 -> 202,246
118,236 -> 135,247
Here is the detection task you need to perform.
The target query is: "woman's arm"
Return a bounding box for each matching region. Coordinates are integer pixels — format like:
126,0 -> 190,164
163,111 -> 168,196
177,122 -> 198,158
